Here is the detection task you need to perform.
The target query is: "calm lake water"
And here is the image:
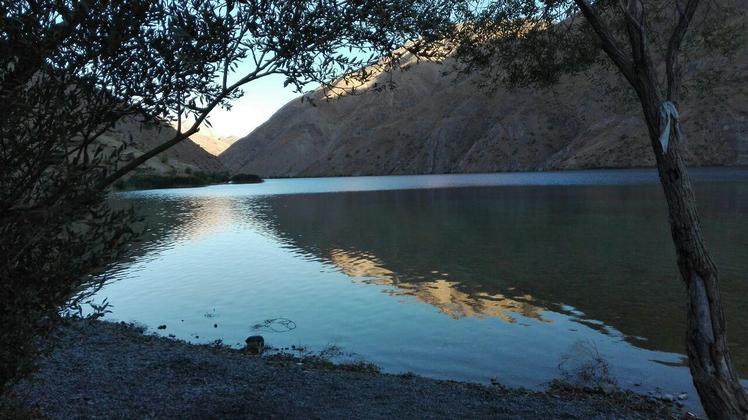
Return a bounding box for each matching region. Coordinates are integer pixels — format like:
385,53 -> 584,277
95,167 -> 748,413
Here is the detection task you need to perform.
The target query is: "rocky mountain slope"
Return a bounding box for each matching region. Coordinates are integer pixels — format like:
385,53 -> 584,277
187,125 -> 240,156
98,118 -> 226,177
221,31 -> 748,178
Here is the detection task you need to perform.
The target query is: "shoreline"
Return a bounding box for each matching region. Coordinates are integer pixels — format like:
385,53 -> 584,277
11,319 -> 681,419
256,164 -> 748,180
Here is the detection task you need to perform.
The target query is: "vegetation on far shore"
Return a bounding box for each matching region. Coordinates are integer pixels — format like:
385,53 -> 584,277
113,171 -> 263,191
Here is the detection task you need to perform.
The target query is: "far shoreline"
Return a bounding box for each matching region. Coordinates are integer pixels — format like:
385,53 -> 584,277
257,164 -> 748,180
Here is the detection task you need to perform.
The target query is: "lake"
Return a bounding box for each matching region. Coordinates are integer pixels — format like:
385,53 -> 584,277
94,167 -> 748,413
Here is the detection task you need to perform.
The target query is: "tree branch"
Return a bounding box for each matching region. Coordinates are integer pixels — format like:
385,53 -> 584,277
96,63 -> 278,190
573,0 -> 637,86
665,0 -> 700,100
621,0 -> 648,67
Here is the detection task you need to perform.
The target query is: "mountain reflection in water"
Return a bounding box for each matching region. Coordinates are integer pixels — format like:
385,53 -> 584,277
97,169 -> 748,415
241,183 -> 747,363
329,249 -> 546,323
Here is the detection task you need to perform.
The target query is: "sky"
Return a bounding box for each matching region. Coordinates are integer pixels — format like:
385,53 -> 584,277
203,74 -> 301,139
201,43 -> 374,139
193,34 -> 381,139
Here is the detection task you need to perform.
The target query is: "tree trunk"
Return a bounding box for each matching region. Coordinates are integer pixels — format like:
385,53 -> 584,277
646,115 -> 748,419
571,0 -> 745,415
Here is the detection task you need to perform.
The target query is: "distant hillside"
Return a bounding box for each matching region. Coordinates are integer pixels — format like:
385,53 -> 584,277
221,25 -> 748,177
188,125 -> 240,156
98,118 -> 226,179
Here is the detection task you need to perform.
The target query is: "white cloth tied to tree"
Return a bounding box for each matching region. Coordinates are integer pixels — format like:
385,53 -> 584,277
659,101 -> 681,155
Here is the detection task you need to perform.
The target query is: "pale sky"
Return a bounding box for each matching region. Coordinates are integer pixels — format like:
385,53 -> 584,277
204,74 -> 301,138
198,44 -> 372,138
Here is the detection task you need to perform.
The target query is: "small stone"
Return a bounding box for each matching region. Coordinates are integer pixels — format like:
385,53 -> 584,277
244,335 -> 265,355
662,393 -> 675,402
677,393 -> 688,400
157,325 -> 167,330
214,324 -> 218,328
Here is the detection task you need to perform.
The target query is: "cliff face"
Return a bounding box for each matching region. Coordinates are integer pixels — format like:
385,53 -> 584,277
221,41 -> 748,178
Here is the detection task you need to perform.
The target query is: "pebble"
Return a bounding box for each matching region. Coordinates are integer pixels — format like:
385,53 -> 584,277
677,393 -> 688,400
245,335 -> 265,355
661,393 -> 674,402
157,325 -> 167,330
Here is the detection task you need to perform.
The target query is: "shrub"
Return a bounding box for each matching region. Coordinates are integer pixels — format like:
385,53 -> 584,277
114,172 -> 231,190
229,173 -> 264,184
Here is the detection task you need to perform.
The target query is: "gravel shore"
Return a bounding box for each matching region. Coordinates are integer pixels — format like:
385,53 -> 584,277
13,319 -> 675,419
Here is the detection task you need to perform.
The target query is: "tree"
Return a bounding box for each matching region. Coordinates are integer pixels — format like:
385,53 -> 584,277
0,0 -> 450,394
450,0 -> 747,417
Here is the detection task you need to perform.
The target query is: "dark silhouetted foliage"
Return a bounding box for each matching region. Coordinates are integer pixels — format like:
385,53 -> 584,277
115,172 -> 232,190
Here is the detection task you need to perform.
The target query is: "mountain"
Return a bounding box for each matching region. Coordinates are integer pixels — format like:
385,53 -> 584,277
221,37 -> 747,177
187,125 -> 240,156
98,118 -> 226,177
